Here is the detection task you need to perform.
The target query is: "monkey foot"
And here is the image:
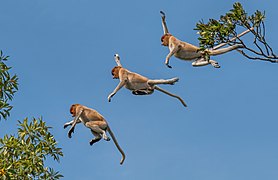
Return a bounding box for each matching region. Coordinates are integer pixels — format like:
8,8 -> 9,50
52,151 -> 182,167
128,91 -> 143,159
210,61 -> 221,68
89,141 -> 94,146
166,64 -> 172,68
169,77 -> 179,85
132,90 -> 149,95
104,137 -> 111,141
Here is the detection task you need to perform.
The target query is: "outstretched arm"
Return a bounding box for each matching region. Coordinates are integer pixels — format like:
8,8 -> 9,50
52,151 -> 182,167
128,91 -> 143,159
108,80 -> 126,102
165,45 -> 181,68
64,119 -> 81,129
68,109 -> 83,138
154,86 -> 187,107
160,11 -> 169,34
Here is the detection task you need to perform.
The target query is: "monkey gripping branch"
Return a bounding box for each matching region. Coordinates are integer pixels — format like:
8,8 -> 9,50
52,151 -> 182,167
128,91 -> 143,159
195,2 -> 278,63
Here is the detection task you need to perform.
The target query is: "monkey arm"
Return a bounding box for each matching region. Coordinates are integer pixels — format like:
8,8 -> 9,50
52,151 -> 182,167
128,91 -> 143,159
154,86 -> 187,107
108,79 -> 127,102
68,109 -> 83,138
160,11 -> 169,34
64,119 -> 81,129
165,45 -> 181,68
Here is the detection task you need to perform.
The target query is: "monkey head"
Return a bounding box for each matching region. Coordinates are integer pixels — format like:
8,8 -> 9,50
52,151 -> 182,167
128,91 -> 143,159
70,104 -> 79,117
111,66 -> 121,79
161,33 -> 172,46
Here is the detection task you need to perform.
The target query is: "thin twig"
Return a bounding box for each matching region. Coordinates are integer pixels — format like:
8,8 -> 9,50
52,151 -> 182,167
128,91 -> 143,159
213,27 -> 254,50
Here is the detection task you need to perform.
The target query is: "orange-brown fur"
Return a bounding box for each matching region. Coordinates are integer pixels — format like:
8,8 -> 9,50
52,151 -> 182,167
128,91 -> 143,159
111,66 -> 121,79
64,104 -> 126,165
160,11 -> 243,68
108,60 -> 187,107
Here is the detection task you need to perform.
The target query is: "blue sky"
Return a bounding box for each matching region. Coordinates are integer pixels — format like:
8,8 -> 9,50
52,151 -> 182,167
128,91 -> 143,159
1,0 -> 278,179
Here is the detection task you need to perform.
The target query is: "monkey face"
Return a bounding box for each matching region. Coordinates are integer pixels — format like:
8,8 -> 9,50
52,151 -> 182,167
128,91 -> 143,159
111,66 -> 121,79
70,104 -> 77,117
161,33 -> 171,46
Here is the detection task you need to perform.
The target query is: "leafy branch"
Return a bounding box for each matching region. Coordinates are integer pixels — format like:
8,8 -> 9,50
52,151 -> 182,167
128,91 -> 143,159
195,2 -> 278,63
0,118 -> 63,179
0,50 -> 18,120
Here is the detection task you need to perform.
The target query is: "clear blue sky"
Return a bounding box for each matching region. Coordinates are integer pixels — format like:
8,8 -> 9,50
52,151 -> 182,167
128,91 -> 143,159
1,0 -> 278,179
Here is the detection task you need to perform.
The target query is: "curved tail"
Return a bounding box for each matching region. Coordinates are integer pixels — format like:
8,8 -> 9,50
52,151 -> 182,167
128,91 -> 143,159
154,86 -> 187,107
107,126 -> 126,165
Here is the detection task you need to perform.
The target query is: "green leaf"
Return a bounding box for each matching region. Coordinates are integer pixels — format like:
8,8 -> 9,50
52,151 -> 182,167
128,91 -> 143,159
0,118 -> 63,179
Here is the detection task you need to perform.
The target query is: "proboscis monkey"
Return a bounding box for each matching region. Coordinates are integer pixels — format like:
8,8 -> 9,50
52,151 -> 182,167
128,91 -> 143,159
64,104 -> 126,165
160,11 -> 244,68
107,54 -> 187,107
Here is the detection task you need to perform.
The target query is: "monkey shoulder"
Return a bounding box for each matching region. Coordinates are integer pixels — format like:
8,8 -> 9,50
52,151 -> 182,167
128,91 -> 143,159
169,35 -> 177,42
118,68 -> 129,79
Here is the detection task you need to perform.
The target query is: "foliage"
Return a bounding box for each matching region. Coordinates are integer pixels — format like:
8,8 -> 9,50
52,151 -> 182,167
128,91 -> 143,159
195,2 -> 278,62
0,51 -> 18,120
0,118 -> 63,179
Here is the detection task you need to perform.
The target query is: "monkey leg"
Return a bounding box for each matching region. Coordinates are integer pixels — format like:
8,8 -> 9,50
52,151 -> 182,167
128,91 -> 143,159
64,119 -> 81,129
192,58 -> 220,68
132,88 -> 154,95
160,11 -> 169,34
210,44 -> 244,56
148,77 -> 179,85
85,121 -> 111,141
89,130 -> 102,146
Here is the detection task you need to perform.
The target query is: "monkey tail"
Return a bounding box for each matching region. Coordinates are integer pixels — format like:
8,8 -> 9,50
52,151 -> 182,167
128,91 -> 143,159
107,126 -> 126,165
154,86 -> 187,107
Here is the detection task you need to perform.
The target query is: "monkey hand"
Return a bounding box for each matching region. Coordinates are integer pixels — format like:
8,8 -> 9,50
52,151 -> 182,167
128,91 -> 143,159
165,63 -> 172,68
68,128 -> 75,138
64,123 -> 70,129
108,93 -> 114,102
160,11 -> 166,18
169,77 -> 179,85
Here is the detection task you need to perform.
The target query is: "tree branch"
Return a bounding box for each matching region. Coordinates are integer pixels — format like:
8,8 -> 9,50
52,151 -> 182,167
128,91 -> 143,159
213,27 -> 254,50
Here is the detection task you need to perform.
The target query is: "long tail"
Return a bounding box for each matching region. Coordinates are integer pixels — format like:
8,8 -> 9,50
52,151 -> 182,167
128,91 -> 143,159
154,86 -> 187,107
107,126 -> 126,165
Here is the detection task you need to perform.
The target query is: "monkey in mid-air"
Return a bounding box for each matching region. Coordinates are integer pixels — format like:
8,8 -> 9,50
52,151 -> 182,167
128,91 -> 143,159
64,104 -> 126,165
108,54 -> 187,107
160,11 -> 244,68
